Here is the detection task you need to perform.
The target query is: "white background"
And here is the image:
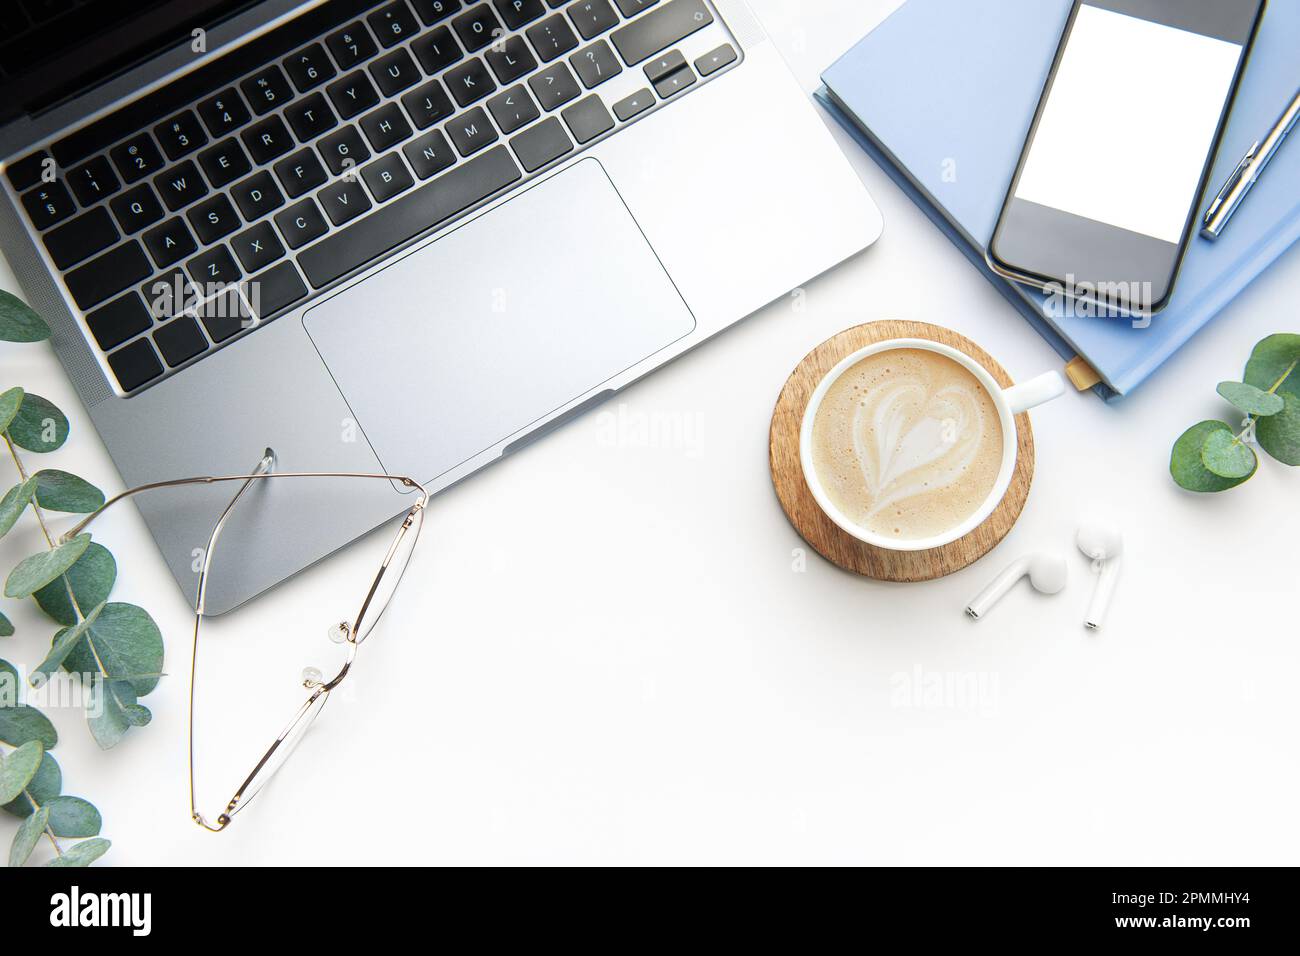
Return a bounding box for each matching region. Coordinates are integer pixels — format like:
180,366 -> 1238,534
1,0 -> 1297,866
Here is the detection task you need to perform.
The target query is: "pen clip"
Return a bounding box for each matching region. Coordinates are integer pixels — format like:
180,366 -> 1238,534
1204,141 -> 1259,224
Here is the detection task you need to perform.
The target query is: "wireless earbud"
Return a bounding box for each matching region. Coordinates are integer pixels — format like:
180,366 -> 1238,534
1077,521 -> 1123,630
965,552 -> 1068,620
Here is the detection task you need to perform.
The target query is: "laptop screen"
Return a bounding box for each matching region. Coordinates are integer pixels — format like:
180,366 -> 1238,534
0,0 -> 264,123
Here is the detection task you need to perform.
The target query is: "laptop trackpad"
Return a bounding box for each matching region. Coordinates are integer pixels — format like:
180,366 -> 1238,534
303,159 -> 696,481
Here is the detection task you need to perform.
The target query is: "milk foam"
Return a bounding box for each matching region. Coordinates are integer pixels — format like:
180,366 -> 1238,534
811,349 -> 1004,540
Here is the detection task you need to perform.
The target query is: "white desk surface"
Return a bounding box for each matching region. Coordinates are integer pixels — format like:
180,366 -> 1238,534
2,0 -> 1296,866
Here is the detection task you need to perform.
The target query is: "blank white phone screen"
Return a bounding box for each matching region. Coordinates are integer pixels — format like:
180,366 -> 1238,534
1014,4 -> 1242,244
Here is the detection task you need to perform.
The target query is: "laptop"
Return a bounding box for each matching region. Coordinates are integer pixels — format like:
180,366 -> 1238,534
0,0 -> 881,614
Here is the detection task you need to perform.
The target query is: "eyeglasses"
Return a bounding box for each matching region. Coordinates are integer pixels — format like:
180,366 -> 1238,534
62,450 -> 428,831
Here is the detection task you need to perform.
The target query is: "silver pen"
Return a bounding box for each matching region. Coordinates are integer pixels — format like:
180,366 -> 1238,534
1202,87 -> 1300,240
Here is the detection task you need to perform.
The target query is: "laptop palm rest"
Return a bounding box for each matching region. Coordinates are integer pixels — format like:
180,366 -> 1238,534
303,158 -> 696,482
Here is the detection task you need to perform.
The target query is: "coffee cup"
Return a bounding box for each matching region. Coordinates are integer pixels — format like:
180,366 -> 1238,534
799,338 -> 1064,551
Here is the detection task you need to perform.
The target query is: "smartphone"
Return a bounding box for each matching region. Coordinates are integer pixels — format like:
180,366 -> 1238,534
988,0 -> 1266,317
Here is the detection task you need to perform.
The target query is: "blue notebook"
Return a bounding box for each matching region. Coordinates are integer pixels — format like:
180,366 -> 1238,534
818,0 -> 1300,401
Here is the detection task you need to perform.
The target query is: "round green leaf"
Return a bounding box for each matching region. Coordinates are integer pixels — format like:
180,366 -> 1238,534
0,740 -> 44,804
87,679 -> 148,750
4,534 -> 91,599
32,470 -> 105,514
0,658 -> 16,690
1256,390 -> 1300,466
1243,334 -> 1300,392
0,477 -> 38,540
6,394 -> 69,453
46,837 -> 110,867
45,795 -> 101,838
1201,428 -> 1257,479
0,387 -> 23,433
33,542 -> 116,627
1216,380 -> 1284,417
0,611 -> 11,638
0,705 -> 57,749
61,602 -> 164,697
3,751 -> 62,818
0,290 -> 51,343
9,804 -> 49,866
1171,421 -> 1254,492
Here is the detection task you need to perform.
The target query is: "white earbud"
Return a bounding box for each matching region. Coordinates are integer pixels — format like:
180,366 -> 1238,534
965,553 -> 1068,620
1077,521 -> 1123,630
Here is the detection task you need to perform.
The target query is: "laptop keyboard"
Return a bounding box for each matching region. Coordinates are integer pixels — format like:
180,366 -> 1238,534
4,0 -> 738,395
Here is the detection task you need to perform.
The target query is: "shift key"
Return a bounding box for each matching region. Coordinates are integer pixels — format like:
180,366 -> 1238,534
611,0 -> 714,66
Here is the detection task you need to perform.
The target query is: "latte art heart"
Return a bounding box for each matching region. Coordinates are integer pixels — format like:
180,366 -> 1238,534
811,348 -> 1004,540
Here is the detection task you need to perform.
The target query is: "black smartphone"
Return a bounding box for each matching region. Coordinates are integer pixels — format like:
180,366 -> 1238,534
987,0 -> 1266,317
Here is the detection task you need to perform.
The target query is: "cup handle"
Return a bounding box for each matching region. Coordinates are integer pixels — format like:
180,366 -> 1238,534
1002,371 -> 1066,415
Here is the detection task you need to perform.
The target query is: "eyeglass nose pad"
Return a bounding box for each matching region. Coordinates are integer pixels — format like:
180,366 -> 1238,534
327,621 -> 350,644
302,666 -> 324,688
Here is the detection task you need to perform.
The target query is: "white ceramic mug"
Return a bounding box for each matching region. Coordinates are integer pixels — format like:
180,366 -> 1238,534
799,338 -> 1065,551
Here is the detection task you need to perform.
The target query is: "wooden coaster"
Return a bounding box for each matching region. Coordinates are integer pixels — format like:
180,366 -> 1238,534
769,320 -> 1035,582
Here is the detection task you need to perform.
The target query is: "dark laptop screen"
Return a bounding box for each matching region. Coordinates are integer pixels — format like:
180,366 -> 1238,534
0,0 -> 263,122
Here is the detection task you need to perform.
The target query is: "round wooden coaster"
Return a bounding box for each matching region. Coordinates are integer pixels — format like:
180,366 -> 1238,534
769,320 -> 1035,582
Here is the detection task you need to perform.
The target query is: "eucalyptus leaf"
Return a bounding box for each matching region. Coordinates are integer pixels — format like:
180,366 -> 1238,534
86,680 -> 146,750
0,477 -> 38,539
61,602 -> 164,697
1216,381 -> 1284,417
1256,390 -> 1300,466
0,612 -> 11,638
46,837 -> 110,868
32,601 -> 106,687
33,542 -> 115,626
45,795 -> 101,838
6,394 -> 69,453
0,705 -> 57,749
32,470 -> 105,513
0,658 -> 16,691
1171,421 -> 1254,492
2,751 -> 62,818
0,740 -> 43,805
4,534 -> 91,598
1243,334 -> 1300,396
0,290 -> 51,343
1202,428 -> 1257,479
9,805 -> 49,867
0,387 -> 23,433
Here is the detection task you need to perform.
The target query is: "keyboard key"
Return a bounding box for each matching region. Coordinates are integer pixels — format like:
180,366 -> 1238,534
21,183 -> 74,230
494,0 -> 545,29
611,0 -> 711,64
284,43 -> 337,92
231,171 -> 285,221
612,87 -> 653,121
197,288 -> 252,344
510,116 -> 572,172
274,148 -> 328,199
327,71 -> 381,119
360,104 -> 414,152
285,93 -> 338,142
86,293 -> 152,351
413,0 -> 462,24
413,26 -> 463,75
154,160 -> 207,211
44,208 -> 119,269
371,48 -> 422,96
188,194 -> 242,244
453,4 -> 504,52
143,217 -> 198,268
561,94 -> 614,143
318,178 -> 374,225
107,338 -> 163,392
247,262 -> 308,319
5,152 -> 48,192
643,49 -> 685,83
241,65 -> 295,115
362,153 -> 415,201
197,137 -> 252,188
66,156 -> 120,206
196,89 -> 251,138
487,84 -> 540,133
153,314 -> 208,367
326,22 -> 379,70
695,43 -> 736,76
242,115 -> 295,164
368,1 -> 420,47
142,270 -> 197,320
527,14 -> 579,61
297,146 -> 521,287
109,134 -> 165,184
187,245 -> 242,287
274,198 -> 329,249
566,0 -> 618,40
402,80 -> 456,129
529,62 -> 581,110
485,35 -> 538,85
230,220 -> 287,271
110,184 -> 164,234
446,106 -> 498,156
445,58 -> 496,108
402,130 -> 457,179
614,0 -> 658,13
571,39 -> 621,88
653,65 -> 695,97
318,126 -> 372,176
65,241 -> 152,309
154,111 -> 208,160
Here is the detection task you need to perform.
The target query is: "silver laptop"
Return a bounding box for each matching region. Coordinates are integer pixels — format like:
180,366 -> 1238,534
0,0 -> 881,613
